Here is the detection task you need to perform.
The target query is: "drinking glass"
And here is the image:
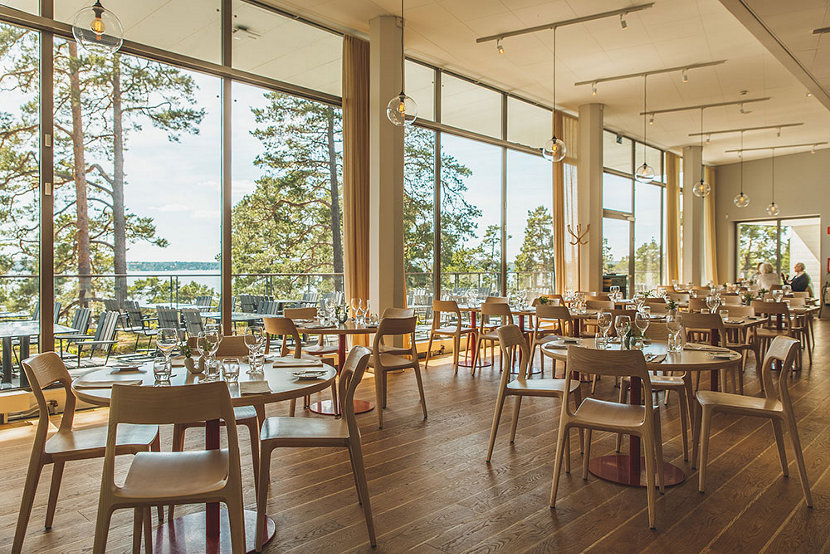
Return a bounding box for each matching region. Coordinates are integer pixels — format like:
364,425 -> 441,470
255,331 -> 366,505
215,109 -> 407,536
597,311 -> 613,338
635,310 -> 650,337
614,315 -> 631,341
782,284 -> 792,296
203,324 -> 223,380
156,327 -> 178,374
706,295 -> 719,314
153,356 -> 170,385
772,289 -> 784,303
610,285 -> 620,297
666,314 -> 683,352
244,326 -> 264,374
223,358 -> 240,382
350,298 -> 359,321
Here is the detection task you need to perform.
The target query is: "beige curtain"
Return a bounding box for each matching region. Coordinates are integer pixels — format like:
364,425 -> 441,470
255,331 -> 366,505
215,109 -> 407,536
665,152 -> 681,284
554,112 -> 579,292
704,166 -> 719,284
342,36 -> 370,343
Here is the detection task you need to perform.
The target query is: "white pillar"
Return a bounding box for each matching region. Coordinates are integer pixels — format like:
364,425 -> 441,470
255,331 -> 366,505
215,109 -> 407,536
576,103 -> 604,293
369,16 -> 405,314
682,145 -> 704,285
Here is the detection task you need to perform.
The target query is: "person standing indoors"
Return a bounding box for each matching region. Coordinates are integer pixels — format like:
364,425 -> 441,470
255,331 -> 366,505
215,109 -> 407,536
784,262 -> 813,295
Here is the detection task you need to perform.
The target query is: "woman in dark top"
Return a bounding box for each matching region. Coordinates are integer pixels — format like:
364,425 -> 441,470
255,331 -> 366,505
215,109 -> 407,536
784,262 -> 812,294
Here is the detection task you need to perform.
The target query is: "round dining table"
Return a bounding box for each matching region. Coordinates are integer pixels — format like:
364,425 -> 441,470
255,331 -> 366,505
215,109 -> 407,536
542,338 -> 742,487
73,360 -> 336,553
293,320 -> 377,415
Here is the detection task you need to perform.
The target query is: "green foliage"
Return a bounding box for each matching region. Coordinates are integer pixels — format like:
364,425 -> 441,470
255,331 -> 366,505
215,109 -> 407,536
127,277 -> 215,305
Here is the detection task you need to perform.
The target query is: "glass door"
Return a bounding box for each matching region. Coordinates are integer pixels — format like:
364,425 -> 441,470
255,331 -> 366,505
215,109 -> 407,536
735,217 -> 820,283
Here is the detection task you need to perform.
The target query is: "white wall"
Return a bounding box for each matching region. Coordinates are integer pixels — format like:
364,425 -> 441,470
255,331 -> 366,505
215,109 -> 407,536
714,148 -> 829,294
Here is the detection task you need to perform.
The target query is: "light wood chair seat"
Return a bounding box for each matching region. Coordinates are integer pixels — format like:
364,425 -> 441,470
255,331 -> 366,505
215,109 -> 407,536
506,378 -> 580,395
260,416 -> 349,444
432,325 -> 475,336
120,450 -> 230,499
479,330 -> 499,341
305,343 -> 339,356
45,425 -> 158,458
697,390 -> 782,415
574,398 -> 652,428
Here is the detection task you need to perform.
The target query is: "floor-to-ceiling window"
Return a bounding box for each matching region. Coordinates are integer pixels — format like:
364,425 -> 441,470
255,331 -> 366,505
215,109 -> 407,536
736,217 -> 820,285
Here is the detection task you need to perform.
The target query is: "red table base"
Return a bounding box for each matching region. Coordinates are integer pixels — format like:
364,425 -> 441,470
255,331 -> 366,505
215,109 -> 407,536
309,398 -> 374,415
152,508 -> 275,553
588,454 -> 685,487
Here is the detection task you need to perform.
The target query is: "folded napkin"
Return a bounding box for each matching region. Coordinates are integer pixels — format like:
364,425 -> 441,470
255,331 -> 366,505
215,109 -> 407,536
645,353 -> 667,364
302,323 -> 331,329
239,381 -> 272,395
544,343 -> 567,350
268,356 -> 324,367
684,343 -> 730,353
75,378 -> 142,389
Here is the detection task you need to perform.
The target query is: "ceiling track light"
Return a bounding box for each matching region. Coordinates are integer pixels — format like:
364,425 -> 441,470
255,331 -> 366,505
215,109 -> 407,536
591,81 -> 597,96
688,122 -> 803,138
682,68 -> 689,83
641,97 -> 770,117
725,141 -> 827,154
496,38 -> 504,54
739,102 -> 751,114
575,60 -> 725,88
620,12 -> 628,30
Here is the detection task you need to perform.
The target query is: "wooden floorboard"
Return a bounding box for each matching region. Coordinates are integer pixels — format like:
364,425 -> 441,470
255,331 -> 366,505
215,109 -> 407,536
1,320 -> 828,553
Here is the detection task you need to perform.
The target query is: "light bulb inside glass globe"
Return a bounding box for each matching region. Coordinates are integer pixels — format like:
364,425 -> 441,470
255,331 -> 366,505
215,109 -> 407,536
72,1 -> 123,55
386,92 -> 418,127
635,163 -> 655,183
542,136 -> 567,162
766,202 -> 780,216
692,179 -> 711,198
733,192 -> 751,208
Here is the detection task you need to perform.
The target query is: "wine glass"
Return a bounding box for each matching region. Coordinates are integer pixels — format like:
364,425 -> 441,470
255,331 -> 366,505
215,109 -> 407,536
203,324 -> 223,380
666,314 -> 683,352
706,295 -> 719,314
156,328 -> 178,382
244,326 -> 264,373
635,310 -> 650,337
614,315 -> 631,340
350,297 -> 359,321
596,311 -> 613,348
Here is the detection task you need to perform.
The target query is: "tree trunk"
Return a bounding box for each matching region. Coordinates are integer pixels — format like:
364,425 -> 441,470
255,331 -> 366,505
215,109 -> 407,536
68,42 -> 91,307
112,55 -> 127,304
326,110 -> 344,292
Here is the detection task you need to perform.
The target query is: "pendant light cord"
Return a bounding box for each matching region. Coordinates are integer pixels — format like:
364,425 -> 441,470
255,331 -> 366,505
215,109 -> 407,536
771,147 -> 775,202
552,26 -> 557,138
739,130 -> 744,195
699,108 -> 704,180
642,75 -> 647,164
400,0 -> 405,93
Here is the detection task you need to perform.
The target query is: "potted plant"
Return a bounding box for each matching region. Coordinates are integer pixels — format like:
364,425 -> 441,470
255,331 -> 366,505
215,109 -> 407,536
667,299 -> 678,316
742,291 -> 754,306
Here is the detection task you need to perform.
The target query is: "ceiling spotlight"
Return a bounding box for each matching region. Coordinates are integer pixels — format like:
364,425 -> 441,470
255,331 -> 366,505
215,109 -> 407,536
705,134 -> 711,143
649,114 -> 654,125
776,127 -> 781,137
806,91 -> 813,97
591,82 -> 597,96
620,13 -> 627,30
739,102 -> 751,114
682,68 -> 689,83
497,38 -> 504,54
812,144 -> 817,154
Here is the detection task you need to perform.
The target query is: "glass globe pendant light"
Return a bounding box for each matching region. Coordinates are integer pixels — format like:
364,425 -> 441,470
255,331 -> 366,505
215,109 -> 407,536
635,75 -> 655,183
765,147 -> 780,216
692,107 -> 711,197
733,130 -> 751,208
542,27 -> 566,162
386,0 -> 417,126
72,0 -> 124,55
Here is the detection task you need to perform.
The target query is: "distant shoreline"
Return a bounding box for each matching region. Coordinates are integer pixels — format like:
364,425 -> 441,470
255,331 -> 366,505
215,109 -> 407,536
127,261 -> 219,272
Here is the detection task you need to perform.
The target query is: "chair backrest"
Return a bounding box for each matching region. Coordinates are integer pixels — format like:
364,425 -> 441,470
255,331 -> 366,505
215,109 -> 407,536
103,381 -> 239,496
156,307 -> 180,330
666,292 -> 690,303
125,303 -> 145,329
480,302 -> 513,327
721,304 -> 754,318
431,300 -> 461,330
792,291 -> 809,298
484,296 -> 509,304
21,352 -> 76,438
532,294 -> 563,307
751,300 -> 791,326
302,291 -> 319,303
564,346 -> 652,421
649,302 -> 670,314
372,316 -> 417,357
679,312 -> 726,344
53,302 -> 62,323
689,297 -> 709,312
102,299 -> 119,312
181,308 -> 204,337
759,336 -> 801,407
769,284 -> 783,291
382,307 -> 415,318
195,295 -> 213,307
644,297 -> 666,304
284,306 -> 317,320
32,300 -> 40,320
646,322 -> 669,341
94,311 -> 120,342
534,305 -> 571,335
721,294 -> 742,305
786,297 -> 807,307
608,308 -> 638,337
497,324 -> 531,379
239,295 -> 257,313
339,346 -> 372,435
186,334 -> 249,357
586,299 -> 614,311
586,294 -> 611,302
70,307 -> 92,334
261,316 -> 302,357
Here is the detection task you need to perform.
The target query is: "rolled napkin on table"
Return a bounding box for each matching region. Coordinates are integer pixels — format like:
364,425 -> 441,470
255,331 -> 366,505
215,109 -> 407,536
683,343 -> 730,352
267,356 -> 324,367
74,378 -> 143,389
645,353 -> 667,364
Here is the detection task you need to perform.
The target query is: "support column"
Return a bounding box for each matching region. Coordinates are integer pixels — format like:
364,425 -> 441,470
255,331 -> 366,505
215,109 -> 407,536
220,0 -> 233,336
576,103 -> 604,293
682,146 -> 704,285
38,0 -> 55,360
369,16 -> 405,314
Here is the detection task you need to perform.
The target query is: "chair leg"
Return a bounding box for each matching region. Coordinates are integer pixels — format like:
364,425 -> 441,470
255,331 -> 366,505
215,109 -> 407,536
132,508 -> 143,554
149,435 -> 164,522
349,440 -> 377,547
246,420 -> 261,491
424,334 -> 434,370
771,418 -> 789,477
785,413 -> 813,507
168,424 -> 186,522
486,390 -> 508,462
413,363 -> 428,420
225,492 -> 246,554
616,380 -> 629,452
549,422 -> 570,508
642,431 -> 658,529
374,370 -> 384,429
654,415 -> 665,493
13,458 -> 44,554
675,387 -> 688,462
92,505 -> 114,554
289,398 -> 296,417
698,406 -> 713,493
256,445 -> 273,552
452,335 -> 460,373
509,396 -> 523,444
143,507 -> 153,554
44,460 -> 65,529
582,429 -> 593,480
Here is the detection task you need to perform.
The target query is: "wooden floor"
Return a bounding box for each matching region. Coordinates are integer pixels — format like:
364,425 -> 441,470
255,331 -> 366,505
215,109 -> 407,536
2,321 -> 829,553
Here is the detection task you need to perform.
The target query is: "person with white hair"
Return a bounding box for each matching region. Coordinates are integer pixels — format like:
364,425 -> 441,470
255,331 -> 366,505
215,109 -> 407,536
754,262 -> 780,291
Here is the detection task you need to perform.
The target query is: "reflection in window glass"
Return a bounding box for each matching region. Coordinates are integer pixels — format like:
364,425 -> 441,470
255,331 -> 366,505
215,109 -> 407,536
507,97 -> 550,148
0,21 -> 39,389
406,60 -> 434,122
50,35 -> 220,350
441,74 -> 502,138
506,150 -> 553,292
634,183 -> 662,291
231,81 -> 343,300
603,172 -> 632,212
232,0 -> 341,96
55,0 -> 221,64
603,130 -> 631,174
404,126 -> 434,293
440,133 -> 500,295
603,218 -> 630,283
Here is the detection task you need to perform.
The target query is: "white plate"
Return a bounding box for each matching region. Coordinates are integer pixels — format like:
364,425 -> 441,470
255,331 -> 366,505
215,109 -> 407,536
292,370 -> 327,380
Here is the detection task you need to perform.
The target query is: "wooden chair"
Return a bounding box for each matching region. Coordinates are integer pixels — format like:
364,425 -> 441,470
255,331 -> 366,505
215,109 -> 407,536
475,302 -> 513,375
485,296 -> 509,304
169,336 -> 263,522
585,294 -> 611,302
370,316 -> 427,429
256,347 -> 377,550
93,381 -> 245,554
13,353 -> 160,554
688,297 -> 709,312
378,308 -> 417,356
792,291 -> 810,298
425,300 -> 475,373
696,336 -> 812,507
721,294 -> 742,306
181,307 -> 204,337
666,292 -> 690,304
585,299 -> 614,311
283,307 -> 339,360
69,311 -> 120,367
382,307 -> 416,317
551,346 -> 664,529
681,312 -> 754,393
649,302 -> 671,314
486,325 -> 582,462
752,300 -> 811,368
55,307 -> 92,357
528,304 -> 572,374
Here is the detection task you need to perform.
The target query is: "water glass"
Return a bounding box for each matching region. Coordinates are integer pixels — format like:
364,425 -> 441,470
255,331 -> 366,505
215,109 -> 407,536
635,310 -> 650,336
614,315 -> 631,340
595,335 -> 609,350
153,357 -> 171,385
223,358 -> 240,382
597,311 -> 613,338
667,331 -> 683,353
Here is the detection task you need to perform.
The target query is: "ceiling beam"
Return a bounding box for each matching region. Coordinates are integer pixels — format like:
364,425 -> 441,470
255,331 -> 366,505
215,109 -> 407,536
476,3 -> 654,44
640,97 -> 770,116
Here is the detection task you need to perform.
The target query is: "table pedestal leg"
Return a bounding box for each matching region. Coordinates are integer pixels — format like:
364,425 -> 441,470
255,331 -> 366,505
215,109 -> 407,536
310,334 -> 374,415
459,310 -> 490,369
